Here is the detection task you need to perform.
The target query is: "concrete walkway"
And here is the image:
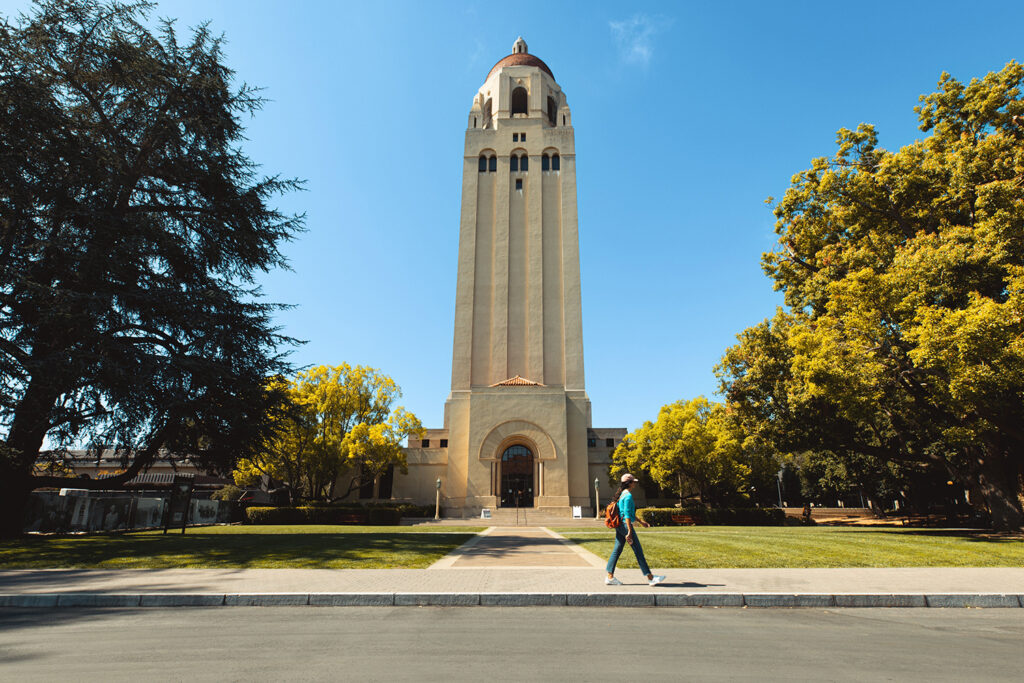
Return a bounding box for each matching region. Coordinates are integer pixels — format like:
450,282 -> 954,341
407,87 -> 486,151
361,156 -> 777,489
2,526 -> 1023,608
429,527 -> 605,568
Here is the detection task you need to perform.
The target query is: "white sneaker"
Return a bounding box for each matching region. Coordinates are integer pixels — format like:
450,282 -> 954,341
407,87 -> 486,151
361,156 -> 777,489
648,575 -> 665,586
605,576 -> 622,585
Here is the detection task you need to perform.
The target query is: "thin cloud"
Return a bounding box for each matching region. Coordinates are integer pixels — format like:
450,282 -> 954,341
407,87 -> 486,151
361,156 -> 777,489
609,14 -> 672,67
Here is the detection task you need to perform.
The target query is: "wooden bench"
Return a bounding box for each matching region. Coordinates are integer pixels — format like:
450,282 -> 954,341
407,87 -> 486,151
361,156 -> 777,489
670,514 -> 698,525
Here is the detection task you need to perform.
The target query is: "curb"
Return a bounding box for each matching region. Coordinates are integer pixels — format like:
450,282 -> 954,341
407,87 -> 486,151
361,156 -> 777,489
0,593 -> 1021,608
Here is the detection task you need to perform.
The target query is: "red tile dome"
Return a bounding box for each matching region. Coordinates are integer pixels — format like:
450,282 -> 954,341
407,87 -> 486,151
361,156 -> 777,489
487,53 -> 554,81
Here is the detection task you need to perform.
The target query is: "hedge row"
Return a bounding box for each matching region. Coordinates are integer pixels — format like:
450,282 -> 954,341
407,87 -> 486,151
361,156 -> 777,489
244,503 -> 438,525
245,506 -> 401,525
637,506 -> 785,526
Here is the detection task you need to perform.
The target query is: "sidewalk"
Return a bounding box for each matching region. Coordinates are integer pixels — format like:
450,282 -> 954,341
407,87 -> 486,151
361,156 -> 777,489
2,527 -> 1022,608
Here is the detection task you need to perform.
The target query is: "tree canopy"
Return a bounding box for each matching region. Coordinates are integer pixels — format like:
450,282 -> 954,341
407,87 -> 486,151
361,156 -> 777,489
718,62 -> 1024,529
232,364 -> 423,502
611,397 -> 763,507
0,0 -> 302,535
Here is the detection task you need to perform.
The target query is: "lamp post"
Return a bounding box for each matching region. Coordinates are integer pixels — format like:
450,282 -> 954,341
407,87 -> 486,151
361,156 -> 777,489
594,477 -> 600,519
434,477 -> 441,520
776,468 -> 784,508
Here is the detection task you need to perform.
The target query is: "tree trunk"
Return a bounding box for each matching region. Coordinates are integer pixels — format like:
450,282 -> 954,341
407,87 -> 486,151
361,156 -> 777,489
2,378 -> 58,538
977,452 -> 1024,531
0,470 -> 32,539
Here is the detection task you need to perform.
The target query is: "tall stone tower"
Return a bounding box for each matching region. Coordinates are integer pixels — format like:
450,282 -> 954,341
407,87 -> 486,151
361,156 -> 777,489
395,39 -> 623,516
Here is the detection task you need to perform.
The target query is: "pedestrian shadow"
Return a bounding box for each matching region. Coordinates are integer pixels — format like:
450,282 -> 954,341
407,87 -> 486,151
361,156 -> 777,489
657,581 -> 725,588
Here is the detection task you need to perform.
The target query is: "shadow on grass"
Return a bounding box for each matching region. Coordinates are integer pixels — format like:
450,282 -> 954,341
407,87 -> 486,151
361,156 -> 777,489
0,532 -> 475,569
813,528 -> 1024,543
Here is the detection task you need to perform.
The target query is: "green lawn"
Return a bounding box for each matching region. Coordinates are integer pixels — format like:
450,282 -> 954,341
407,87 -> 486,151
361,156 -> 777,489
0,525 -> 484,569
553,526 -> 1024,568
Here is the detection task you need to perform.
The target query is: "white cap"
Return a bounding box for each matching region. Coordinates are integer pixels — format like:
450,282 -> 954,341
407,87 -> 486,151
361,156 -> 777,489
620,473 -> 636,484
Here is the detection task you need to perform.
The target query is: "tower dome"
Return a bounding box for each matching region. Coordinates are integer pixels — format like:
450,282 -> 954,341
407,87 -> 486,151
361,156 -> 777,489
486,37 -> 554,80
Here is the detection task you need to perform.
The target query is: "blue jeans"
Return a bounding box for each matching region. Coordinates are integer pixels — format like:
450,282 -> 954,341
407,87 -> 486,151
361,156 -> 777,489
606,523 -> 651,577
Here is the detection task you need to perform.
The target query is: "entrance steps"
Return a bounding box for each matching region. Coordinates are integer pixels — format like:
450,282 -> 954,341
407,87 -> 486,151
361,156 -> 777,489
446,508 -> 604,527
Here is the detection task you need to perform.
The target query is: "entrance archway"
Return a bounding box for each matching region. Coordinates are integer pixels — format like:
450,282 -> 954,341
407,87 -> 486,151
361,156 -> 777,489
500,445 -> 534,508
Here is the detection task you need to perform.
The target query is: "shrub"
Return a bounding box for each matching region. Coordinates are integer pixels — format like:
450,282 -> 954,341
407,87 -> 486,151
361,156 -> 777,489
637,506 -> 785,526
211,484 -> 244,501
244,506 -> 368,525
245,506 -> 304,524
367,507 -> 402,525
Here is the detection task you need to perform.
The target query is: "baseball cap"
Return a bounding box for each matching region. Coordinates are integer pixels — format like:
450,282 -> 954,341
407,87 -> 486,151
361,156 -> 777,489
620,473 -> 637,484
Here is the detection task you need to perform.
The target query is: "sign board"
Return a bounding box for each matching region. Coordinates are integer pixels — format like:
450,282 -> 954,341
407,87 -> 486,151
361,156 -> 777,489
480,508 -> 492,519
572,505 -> 582,519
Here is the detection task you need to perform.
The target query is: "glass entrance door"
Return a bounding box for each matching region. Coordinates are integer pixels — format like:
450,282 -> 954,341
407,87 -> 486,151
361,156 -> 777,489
499,445 -> 534,507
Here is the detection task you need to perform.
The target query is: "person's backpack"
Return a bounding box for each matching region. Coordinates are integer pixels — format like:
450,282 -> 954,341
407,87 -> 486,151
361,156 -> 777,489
604,500 -> 621,528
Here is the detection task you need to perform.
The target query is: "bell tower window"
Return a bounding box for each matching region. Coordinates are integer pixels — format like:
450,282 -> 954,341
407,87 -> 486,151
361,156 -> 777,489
551,154 -> 560,171
542,154 -> 549,171
488,155 -> 497,172
511,87 -> 528,115
510,155 -> 519,172
547,97 -> 557,125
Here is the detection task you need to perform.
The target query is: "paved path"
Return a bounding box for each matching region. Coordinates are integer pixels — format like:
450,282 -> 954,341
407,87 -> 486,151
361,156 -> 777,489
2,526 -> 1023,608
429,527 -> 605,568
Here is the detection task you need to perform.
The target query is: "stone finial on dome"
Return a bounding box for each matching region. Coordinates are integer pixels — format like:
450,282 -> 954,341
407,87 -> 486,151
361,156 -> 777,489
513,36 -> 528,54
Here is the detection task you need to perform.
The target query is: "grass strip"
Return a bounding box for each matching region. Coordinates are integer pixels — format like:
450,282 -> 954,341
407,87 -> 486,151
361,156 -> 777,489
0,525 -> 483,569
552,526 -> 1024,568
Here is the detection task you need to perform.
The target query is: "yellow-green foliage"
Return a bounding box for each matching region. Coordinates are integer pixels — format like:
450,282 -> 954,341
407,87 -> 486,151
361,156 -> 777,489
718,62 -> 1024,529
233,364 -> 423,501
612,397 -> 765,506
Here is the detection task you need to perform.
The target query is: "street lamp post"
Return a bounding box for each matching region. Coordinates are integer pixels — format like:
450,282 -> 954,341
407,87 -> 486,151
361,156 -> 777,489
434,477 -> 441,520
776,468 -> 784,508
594,477 -> 600,519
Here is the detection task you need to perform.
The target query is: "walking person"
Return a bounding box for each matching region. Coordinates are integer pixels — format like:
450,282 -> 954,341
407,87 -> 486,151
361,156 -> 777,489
606,473 -> 665,586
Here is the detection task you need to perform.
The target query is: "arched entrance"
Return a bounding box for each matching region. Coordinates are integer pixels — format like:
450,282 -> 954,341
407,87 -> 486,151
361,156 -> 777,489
500,445 -> 534,507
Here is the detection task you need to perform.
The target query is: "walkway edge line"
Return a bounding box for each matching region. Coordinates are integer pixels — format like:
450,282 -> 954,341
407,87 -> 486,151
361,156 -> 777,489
1,592 -> 1021,609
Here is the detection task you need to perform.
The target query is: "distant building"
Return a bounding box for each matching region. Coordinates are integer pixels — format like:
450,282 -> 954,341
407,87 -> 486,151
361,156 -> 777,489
392,39 -> 626,516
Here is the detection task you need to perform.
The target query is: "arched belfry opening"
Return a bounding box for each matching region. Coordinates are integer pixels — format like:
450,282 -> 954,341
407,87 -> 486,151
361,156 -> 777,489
511,87 -> 528,116
500,445 -> 534,507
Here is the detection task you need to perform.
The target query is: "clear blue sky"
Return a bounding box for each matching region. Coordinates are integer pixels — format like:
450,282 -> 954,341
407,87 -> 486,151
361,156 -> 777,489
5,1 -> 1023,431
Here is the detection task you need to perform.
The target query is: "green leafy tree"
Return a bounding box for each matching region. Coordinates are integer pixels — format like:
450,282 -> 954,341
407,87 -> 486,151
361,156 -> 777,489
232,364 -> 424,502
612,397 -> 752,507
0,1 -> 302,536
718,62 -> 1024,529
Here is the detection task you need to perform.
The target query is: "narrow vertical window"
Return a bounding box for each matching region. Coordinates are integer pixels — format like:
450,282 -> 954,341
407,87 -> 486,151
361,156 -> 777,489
520,155 -> 528,171
547,96 -> 557,125
489,156 -> 496,172
562,114 -> 565,125
511,87 -> 528,115
542,154 -> 550,171
510,156 -> 519,172
521,133 -> 526,141
479,155 -> 487,172
473,117 -> 477,128
513,133 -> 519,142
515,178 -> 523,190
552,154 -> 560,171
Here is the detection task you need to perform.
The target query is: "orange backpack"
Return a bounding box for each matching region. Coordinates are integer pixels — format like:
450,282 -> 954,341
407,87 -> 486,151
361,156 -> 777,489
604,500 -> 621,528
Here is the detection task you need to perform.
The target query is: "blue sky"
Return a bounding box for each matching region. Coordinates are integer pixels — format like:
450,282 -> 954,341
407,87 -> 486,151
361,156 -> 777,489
5,1 -> 1023,431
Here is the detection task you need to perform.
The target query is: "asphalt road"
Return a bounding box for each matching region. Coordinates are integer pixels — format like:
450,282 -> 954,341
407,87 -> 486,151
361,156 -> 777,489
2,607 -> 1023,681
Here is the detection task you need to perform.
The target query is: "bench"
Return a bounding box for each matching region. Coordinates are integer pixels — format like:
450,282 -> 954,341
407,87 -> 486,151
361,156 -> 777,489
670,514 -> 698,525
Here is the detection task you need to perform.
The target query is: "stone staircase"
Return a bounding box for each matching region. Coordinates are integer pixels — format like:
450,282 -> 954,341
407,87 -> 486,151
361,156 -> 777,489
455,507 -> 604,527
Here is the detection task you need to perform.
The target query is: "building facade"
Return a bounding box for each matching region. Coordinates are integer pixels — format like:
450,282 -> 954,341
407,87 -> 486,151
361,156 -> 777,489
393,39 -> 624,516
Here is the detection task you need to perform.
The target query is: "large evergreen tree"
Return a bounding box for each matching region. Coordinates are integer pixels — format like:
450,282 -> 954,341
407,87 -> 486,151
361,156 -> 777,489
0,0 -> 303,536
